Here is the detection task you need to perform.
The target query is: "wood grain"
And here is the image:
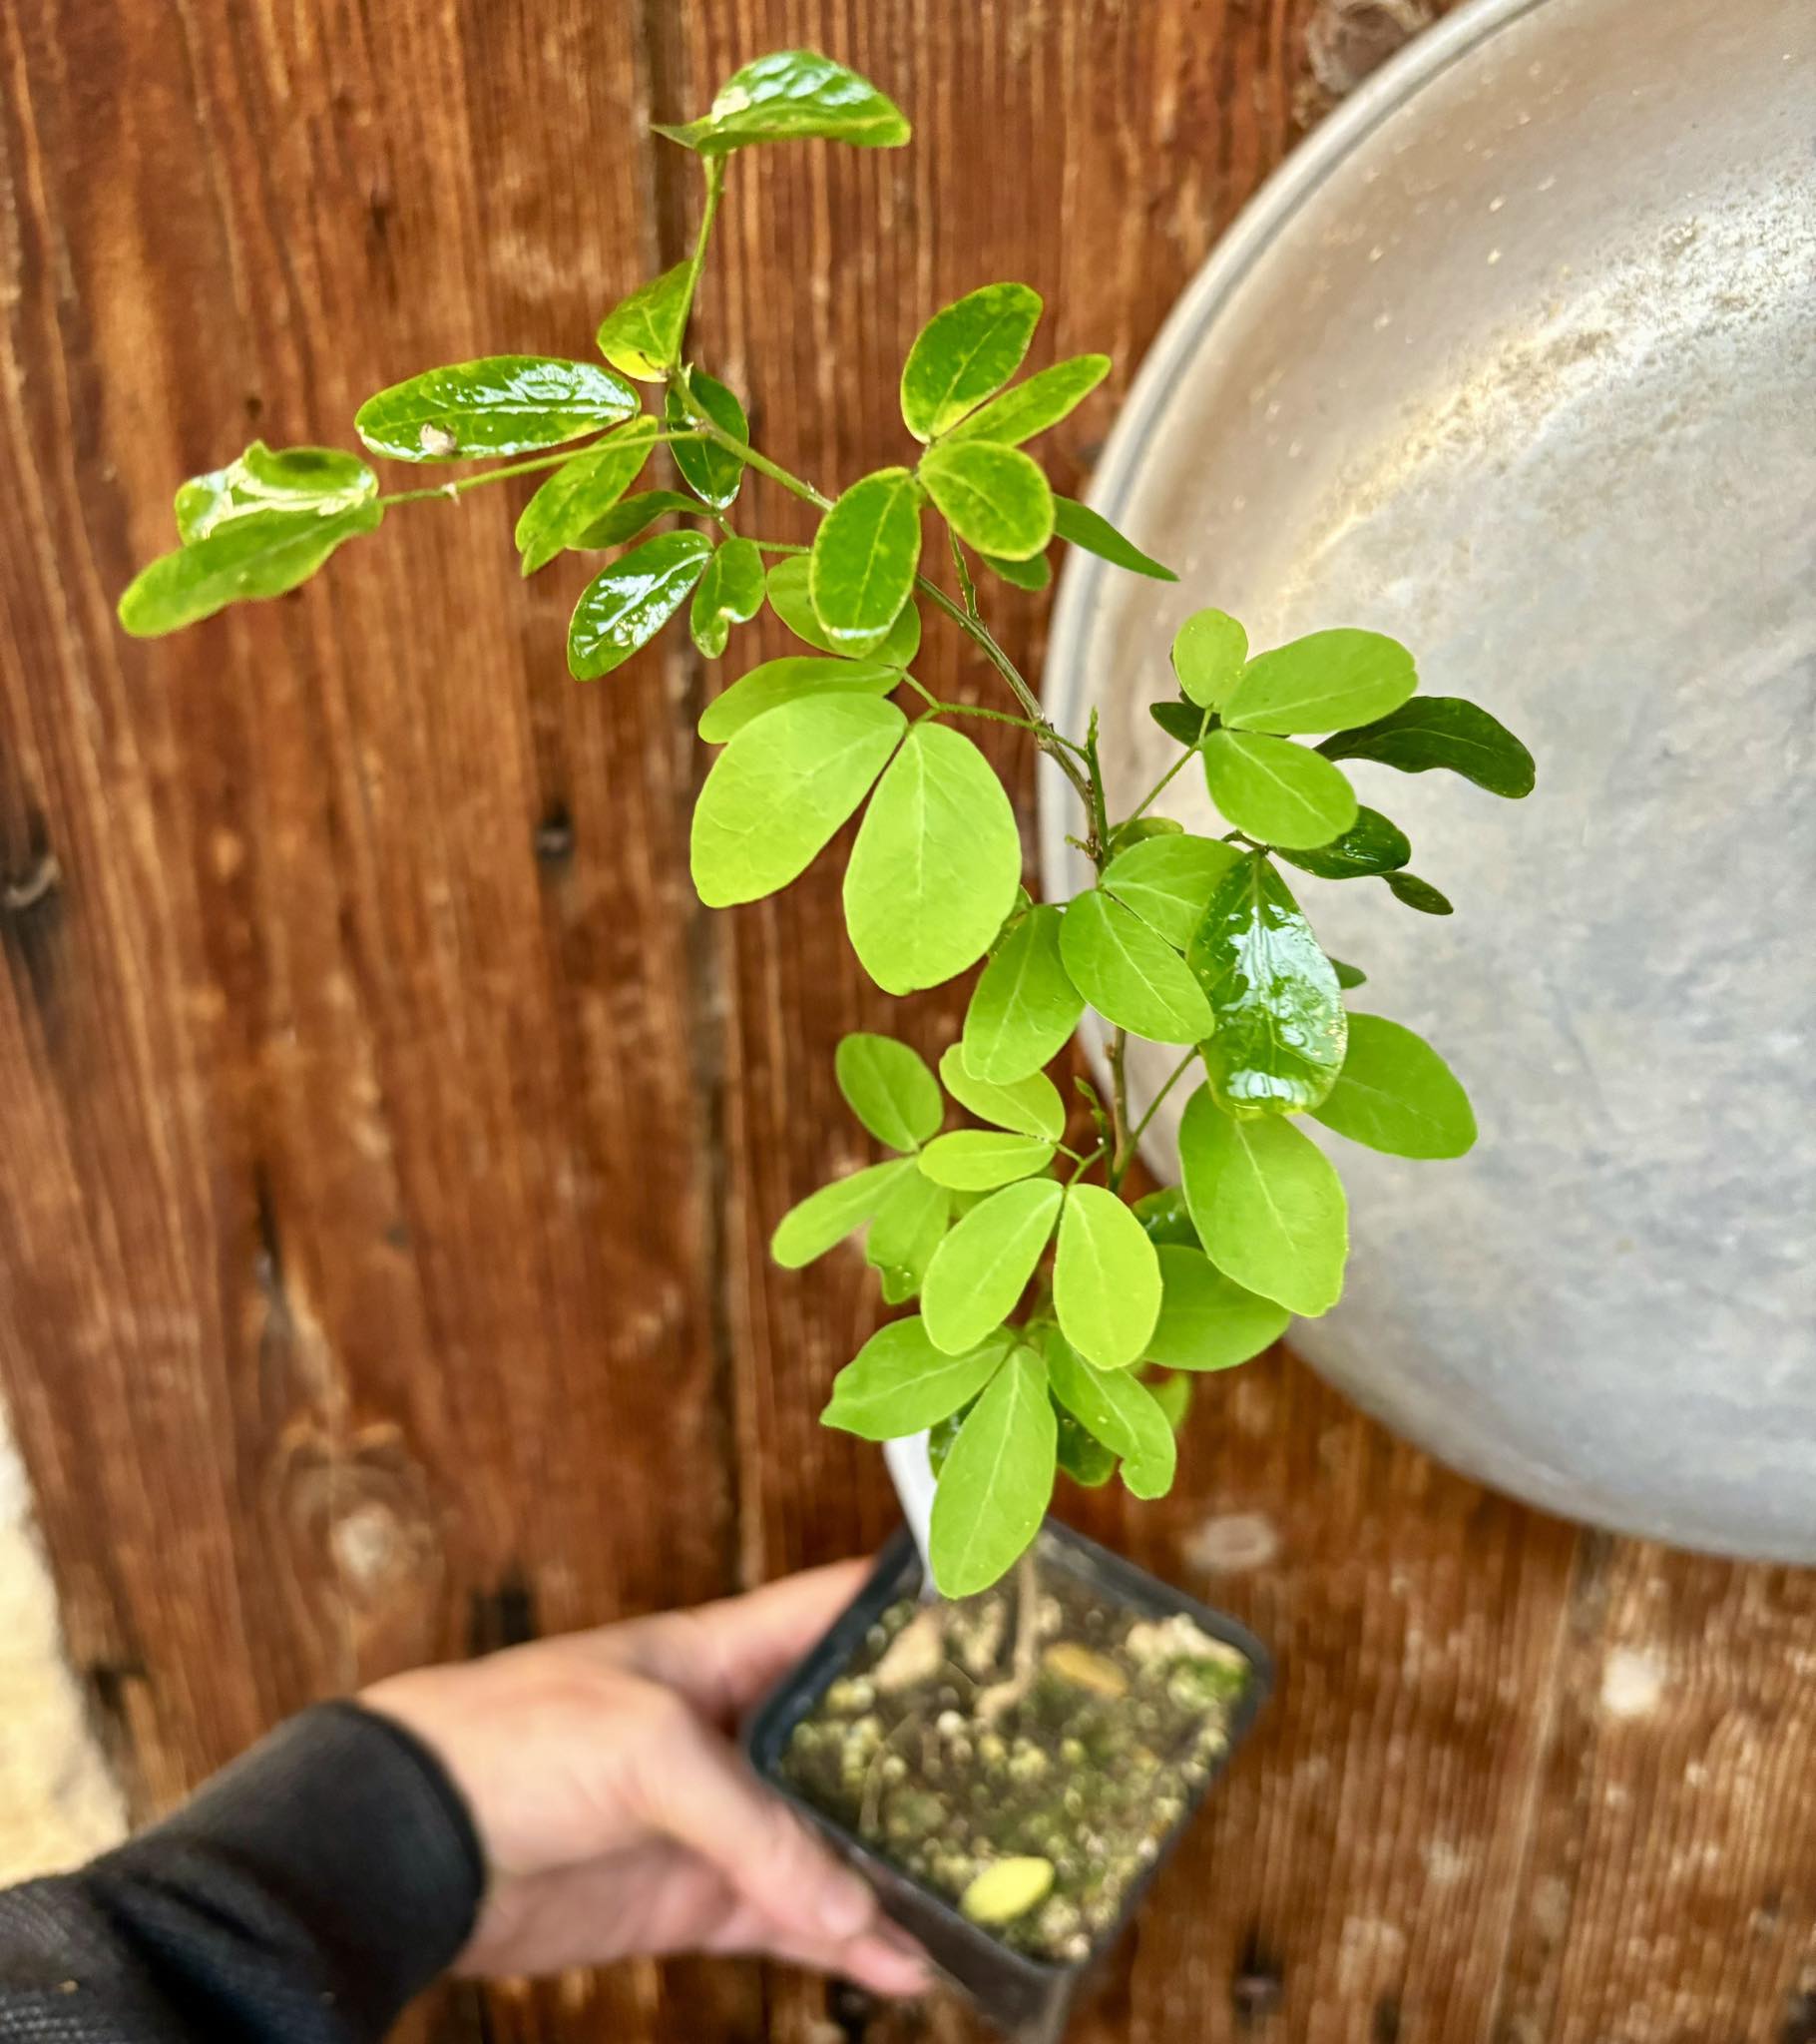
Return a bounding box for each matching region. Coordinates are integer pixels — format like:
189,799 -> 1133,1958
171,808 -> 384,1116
2,3 -> 1812,2040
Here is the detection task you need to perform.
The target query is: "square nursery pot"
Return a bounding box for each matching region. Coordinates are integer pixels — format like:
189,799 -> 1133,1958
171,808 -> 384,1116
743,1518 -> 1273,2041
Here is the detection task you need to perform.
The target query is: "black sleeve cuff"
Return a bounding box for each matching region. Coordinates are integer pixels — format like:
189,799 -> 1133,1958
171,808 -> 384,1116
79,1700 -> 487,2041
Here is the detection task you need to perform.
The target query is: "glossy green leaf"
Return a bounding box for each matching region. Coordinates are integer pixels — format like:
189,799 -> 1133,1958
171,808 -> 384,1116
809,468 -> 923,656
655,51 -> 910,156
690,693 -> 905,905
900,282 -> 1042,442
596,262 -> 691,382
865,1170 -> 952,1297
962,904 -> 1086,1084
1319,696 -> 1535,798
1171,609 -> 1248,712
938,1043 -> 1065,1142
666,372 -> 747,511
835,1032 -> 943,1152
1052,495 -> 1176,581
698,656 -> 900,744
1177,1088 -> 1347,1315
174,441 -> 376,543
1149,699 -> 1207,748
515,422 -> 658,575
1054,1402 -> 1118,1486
1132,1186 -> 1201,1249
921,1177 -> 1064,1356
930,1344 -> 1055,1596
1201,730 -> 1359,849
1052,1185 -> 1163,1369
822,1317 -> 1009,1439
766,554 -> 920,665
1101,832 -> 1243,949
1045,1330 -> 1175,1500
1186,852 -> 1346,1117
568,530 -> 713,678
1311,1013 -> 1477,1159
1332,957 -> 1368,989
355,356 -> 636,461
919,441 -> 1054,561
1058,890 -> 1212,1045
574,489 -> 701,549
844,722 -> 1023,995
1145,1245 -> 1289,1370
1106,815 -> 1184,856
1384,870 -> 1454,915
771,1158 -> 911,1268
118,503 -> 383,637
689,536 -> 766,657
943,354 -> 1111,447
918,1131 -> 1056,1191
1224,628 -> 1416,735
981,549 -> 1051,592
1273,806 -> 1411,880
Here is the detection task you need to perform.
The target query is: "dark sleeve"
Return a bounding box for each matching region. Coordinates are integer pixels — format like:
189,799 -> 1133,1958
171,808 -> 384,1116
0,1700 -> 486,2044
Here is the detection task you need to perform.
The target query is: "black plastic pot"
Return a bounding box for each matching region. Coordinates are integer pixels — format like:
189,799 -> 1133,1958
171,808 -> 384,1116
743,1518 -> 1273,2042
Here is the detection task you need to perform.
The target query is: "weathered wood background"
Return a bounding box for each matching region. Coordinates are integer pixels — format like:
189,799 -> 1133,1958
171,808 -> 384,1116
3,2 -> 1813,2039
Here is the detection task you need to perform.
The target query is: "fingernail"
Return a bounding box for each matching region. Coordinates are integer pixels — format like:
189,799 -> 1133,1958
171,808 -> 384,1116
819,1873 -> 874,1938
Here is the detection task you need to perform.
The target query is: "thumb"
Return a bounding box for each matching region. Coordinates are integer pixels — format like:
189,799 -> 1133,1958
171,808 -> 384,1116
629,1701 -> 880,1947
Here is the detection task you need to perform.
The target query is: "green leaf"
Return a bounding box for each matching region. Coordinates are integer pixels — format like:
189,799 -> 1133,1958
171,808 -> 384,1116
118,503 -> 383,637
596,262 -> 691,382
1332,957 -> 1368,989
655,51 -> 911,156
568,530 -> 713,678
666,372 -> 747,511
174,441 -> 377,543
1224,628 -> 1416,735
822,1317 -> 1009,1439
938,1043 -> 1065,1142
1052,1185 -> 1163,1370
1055,1403 -> 1118,1486
962,904 -> 1086,1083
1185,852 -> 1346,1117
515,422 -> 658,575
767,554 -> 920,665
355,356 -> 637,461
1106,815 -> 1184,857
1149,699 -> 1206,748
900,282 -> 1042,443
1177,1089 -> 1347,1315
919,1131 -> 1056,1191
919,442 -> 1054,561
1101,833 -> 1243,949
809,468 -> 923,656
865,1170 -> 952,1296
1384,870 -> 1454,915
1052,495 -> 1176,581
1273,806 -> 1411,880
689,536 -> 766,657
1058,890 -> 1212,1045
981,549 -> 1051,592
1145,1245 -> 1289,1370
574,489 -> 701,549
1201,731 -> 1358,849
690,693 -> 906,905
1132,1186 -> 1201,1249
943,354 -> 1111,447
835,1032 -> 943,1151
929,1344 -> 1056,1596
1311,1013 -> 1477,1159
771,1158 -> 911,1269
922,1177 -> 1064,1356
844,723 -> 1023,995
698,656 -> 902,744
1144,1369 -> 1193,1432
1319,696 -> 1535,798
1171,609 -> 1248,711
1045,1330 -> 1175,1500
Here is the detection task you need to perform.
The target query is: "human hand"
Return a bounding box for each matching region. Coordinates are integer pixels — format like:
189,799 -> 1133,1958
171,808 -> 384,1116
361,1561 -> 926,1994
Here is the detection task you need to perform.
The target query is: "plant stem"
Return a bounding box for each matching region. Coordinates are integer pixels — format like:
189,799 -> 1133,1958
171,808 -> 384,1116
1113,1049 -> 1200,1190
1107,1029 -> 1132,1183
683,158 -> 726,325
978,1544 -> 1045,1722
1125,709 -> 1213,823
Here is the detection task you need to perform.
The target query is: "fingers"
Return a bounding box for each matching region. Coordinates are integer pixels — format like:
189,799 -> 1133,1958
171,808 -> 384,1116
608,1559 -> 870,1718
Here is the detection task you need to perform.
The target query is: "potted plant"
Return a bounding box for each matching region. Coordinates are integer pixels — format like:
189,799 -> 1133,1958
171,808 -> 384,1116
117,47 -> 1535,2036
